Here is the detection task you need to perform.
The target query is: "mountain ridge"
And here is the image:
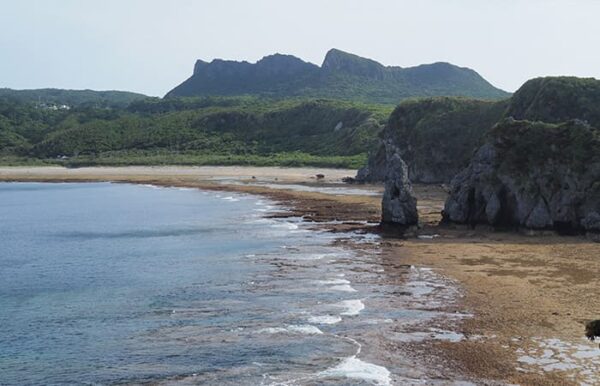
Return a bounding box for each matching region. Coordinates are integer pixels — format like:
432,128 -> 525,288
166,49 -> 510,103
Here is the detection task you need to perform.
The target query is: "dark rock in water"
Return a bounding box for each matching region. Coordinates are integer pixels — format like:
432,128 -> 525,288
341,176 -> 355,184
316,174 -> 325,180
585,320 -> 600,341
443,118 -> 600,233
356,97 -> 507,184
381,146 -> 418,226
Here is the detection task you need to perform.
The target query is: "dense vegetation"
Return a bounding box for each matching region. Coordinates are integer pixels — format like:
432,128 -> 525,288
167,48 -> 510,103
491,118 -> 600,176
0,94 -> 393,168
384,97 -> 508,182
4,76 -> 596,172
0,88 -> 147,108
358,76 -> 600,183
505,76 -> 600,127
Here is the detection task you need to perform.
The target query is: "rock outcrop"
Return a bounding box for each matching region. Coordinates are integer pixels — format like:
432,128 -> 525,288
505,76 -> 600,127
443,118 -> 600,233
356,97 -> 507,183
380,144 -> 418,226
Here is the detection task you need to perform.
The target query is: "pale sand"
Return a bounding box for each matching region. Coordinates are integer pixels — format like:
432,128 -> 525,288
0,165 -> 356,183
2,166 -> 599,385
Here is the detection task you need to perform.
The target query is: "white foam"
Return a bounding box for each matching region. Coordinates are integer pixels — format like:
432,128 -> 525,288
330,284 -> 357,292
308,315 -> 342,325
290,252 -> 341,261
319,356 -> 391,385
364,319 -> 394,325
417,234 -> 439,239
337,299 -> 365,316
317,279 -> 350,285
258,324 -> 323,335
221,196 -> 240,202
286,325 -> 323,335
273,222 -> 298,230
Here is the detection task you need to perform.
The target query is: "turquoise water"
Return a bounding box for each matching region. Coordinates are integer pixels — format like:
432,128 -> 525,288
0,182 -> 398,385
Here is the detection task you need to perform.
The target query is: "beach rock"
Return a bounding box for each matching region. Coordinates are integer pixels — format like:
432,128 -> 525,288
443,118 -> 600,233
381,146 -> 418,226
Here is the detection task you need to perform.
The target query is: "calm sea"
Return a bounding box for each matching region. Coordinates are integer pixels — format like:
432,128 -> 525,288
0,182 -> 407,385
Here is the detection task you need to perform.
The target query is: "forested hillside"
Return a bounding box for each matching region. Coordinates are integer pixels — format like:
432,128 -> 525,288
0,95 -> 393,168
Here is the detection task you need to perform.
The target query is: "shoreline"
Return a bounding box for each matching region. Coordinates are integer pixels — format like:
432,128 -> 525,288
2,166 -> 599,385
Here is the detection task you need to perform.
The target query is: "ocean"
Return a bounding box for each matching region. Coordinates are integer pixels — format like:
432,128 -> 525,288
0,182 -> 401,385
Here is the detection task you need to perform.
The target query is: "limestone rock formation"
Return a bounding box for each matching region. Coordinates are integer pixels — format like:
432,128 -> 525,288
356,97 -> 507,183
443,118 -> 600,233
380,145 -> 418,226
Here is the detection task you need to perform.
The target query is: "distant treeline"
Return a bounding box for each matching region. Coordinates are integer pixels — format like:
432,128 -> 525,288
0,91 -> 394,169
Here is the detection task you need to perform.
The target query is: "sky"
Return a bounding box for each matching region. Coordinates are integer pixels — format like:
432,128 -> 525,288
1,0 -> 599,97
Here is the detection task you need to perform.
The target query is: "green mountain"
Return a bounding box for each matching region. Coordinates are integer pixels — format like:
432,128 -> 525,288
166,49 -> 509,103
0,88 -> 148,108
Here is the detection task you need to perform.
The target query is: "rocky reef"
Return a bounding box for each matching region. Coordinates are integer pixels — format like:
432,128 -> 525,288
443,118 -> 600,232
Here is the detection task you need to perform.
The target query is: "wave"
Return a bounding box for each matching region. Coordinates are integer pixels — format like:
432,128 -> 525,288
271,222 -> 298,230
307,315 -> 342,325
319,356 -> 391,385
257,325 -> 323,335
336,299 -> 365,316
317,278 -> 350,285
330,284 -> 357,292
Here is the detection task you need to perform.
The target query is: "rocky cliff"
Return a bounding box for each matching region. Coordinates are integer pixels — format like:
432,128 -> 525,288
166,49 -> 509,103
369,76 -> 600,232
443,118 -> 600,232
356,97 -> 507,183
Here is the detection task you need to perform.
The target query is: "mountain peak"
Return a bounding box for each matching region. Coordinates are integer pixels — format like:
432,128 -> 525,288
256,53 -> 318,74
321,49 -> 386,78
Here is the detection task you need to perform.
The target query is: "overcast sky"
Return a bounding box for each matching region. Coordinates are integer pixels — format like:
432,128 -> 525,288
1,0 -> 599,96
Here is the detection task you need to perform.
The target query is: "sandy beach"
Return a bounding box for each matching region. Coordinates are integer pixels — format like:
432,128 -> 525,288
1,166 -> 598,385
